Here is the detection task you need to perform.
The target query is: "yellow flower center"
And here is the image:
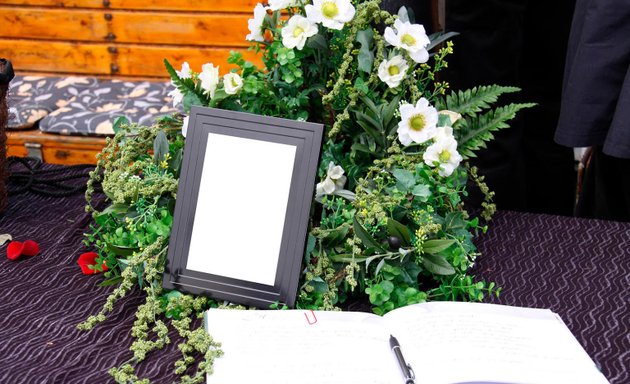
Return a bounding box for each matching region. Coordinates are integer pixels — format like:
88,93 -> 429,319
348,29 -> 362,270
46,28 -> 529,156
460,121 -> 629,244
439,150 -> 451,162
293,26 -> 304,37
322,2 -> 339,18
401,33 -> 416,46
409,114 -> 426,131
388,65 -> 400,76
231,78 -> 239,87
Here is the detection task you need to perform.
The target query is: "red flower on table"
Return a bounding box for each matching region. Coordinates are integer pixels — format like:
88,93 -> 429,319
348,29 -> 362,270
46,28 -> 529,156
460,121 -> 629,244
77,252 -> 108,275
6,240 -> 40,261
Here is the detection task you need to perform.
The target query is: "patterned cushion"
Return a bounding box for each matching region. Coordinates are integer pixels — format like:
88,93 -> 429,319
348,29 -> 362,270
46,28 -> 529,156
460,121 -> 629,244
7,76 -> 100,129
39,80 -> 181,136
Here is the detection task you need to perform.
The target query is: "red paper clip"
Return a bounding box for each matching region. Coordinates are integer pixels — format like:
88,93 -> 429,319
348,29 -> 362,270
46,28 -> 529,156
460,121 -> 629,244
304,310 -> 317,325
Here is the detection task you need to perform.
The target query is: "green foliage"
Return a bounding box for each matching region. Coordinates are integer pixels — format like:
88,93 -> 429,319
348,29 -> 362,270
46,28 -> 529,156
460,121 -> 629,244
81,1 -> 531,382
437,85 -> 521,116
456,102 -> 536,159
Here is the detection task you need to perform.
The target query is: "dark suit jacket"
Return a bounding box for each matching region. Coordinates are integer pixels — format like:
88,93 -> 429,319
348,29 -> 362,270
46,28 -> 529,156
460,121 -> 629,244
556,0 -> 630,159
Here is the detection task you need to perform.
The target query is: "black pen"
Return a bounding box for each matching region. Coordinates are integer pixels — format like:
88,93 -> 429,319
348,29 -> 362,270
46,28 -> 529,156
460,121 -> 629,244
390,334 -> 415,384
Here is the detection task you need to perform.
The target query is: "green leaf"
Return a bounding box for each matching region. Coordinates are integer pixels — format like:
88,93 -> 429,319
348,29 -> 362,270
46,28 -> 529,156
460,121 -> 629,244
392,169 -> 415,191
397,6 -> 410,23
305,234 -> 316,258
98,276 -> 123,287
354,77 -> 369,95
456,102 -> 536,159
356,29 -> 374,73
411,184 -> 431,201
171,148 -> 183,177
107,243 -> 139,257
353,217 -> 385,252
439,85 -> 521,116
422,254 -> 456,275
387,218 -> 411,246
183,92 -> 204,112
426,31 -> 459,51
153,130 -> 169,164
101,203 -> 129,216
332,189 -> 356,201
306,34 -> 328,50
423,239 -> 457,254
112,116 -> 130,134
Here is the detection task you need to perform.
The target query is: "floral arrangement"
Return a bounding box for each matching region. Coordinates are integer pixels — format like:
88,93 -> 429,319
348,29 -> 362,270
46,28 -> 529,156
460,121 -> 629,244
80,0 -> 533,382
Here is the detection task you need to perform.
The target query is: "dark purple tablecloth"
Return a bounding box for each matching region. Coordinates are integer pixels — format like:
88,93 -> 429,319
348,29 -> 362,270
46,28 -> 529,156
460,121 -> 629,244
0,164 -> 628,383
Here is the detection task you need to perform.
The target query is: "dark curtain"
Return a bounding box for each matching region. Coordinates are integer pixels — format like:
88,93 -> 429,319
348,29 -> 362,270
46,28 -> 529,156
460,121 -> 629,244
444,0 -> 577,215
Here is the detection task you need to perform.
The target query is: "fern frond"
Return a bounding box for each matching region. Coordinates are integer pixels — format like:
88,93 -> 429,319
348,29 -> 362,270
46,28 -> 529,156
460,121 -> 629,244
437,85 -> 521,116
455,102 -> 536,159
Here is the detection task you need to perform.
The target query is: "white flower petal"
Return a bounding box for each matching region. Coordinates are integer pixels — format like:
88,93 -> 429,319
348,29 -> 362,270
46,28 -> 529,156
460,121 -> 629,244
198,63 -> 220,98
282,15 -> 318,50
328,165 -> 345,180
321,177 -> 336,194
423,137 -> 462,176
377,55 -> 408,88
268,0 -> 299,11
246,3 -> 268,42
439,110 -> 463,125
316,182 -> 326,196
176,62 -> 192,79
334,175 -> 347,190
409,48 -> 429,63
167,88 -> 183,107
223,73 -> 243,95
308,0 -> 355,30
397,127 -> 413,146
181,116 -> 189,138
383,27 -> 398,46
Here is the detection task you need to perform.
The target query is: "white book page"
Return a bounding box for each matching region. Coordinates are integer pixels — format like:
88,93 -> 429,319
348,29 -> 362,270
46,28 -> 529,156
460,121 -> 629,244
384,302 -> 609,384
205,309 -> 401,384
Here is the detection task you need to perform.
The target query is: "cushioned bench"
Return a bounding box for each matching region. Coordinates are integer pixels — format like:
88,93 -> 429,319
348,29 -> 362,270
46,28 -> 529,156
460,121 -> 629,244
1,0 -> 260,165
6,75 -> 181,163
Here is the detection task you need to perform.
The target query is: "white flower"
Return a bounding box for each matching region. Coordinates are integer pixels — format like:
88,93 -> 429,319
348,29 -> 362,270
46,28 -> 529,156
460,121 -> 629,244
281,15 -> 318,50
316,162 -> 347,195
223,73 -> 244,95
198,63 -> 220,98
246,3 -> 268,42
176,62 -> 192,79
396,97 -> 439,145
268,0 -> 300,10
384,19 -> 430,63
167,87 -> 184,107
305,0 -> 355,30
377,55 -> 409,88
423,137 -> 463,177
181,116 -> 189,138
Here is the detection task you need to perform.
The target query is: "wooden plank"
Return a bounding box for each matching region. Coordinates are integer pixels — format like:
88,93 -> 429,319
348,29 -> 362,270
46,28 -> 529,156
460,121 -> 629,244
0,7 -> 251,47
1,39 -> 262,77
0,0 -> 258,12
1,40 -> 111,74
114,45 -> 262,77
7,129 -> 106,165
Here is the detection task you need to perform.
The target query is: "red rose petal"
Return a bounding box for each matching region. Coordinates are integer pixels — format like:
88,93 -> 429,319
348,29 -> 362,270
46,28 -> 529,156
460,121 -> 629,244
77,252 -> 108,275
22,240 -> 40,257
7,241 -> 24,261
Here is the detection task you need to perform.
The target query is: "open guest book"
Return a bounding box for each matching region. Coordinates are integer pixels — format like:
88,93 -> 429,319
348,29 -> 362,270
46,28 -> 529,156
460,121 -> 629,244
205,302 -> 609,384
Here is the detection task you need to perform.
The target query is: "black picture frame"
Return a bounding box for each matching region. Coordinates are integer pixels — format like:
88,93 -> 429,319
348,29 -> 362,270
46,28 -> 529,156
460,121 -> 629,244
163,106 -> 323,308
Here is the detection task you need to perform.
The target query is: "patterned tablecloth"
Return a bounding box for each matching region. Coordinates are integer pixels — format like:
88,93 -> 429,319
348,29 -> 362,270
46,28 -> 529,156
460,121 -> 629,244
0,163 -> 628,383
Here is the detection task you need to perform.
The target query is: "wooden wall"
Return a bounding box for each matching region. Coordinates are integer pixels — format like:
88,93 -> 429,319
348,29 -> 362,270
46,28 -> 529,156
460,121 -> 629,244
0,0 -> 263,79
